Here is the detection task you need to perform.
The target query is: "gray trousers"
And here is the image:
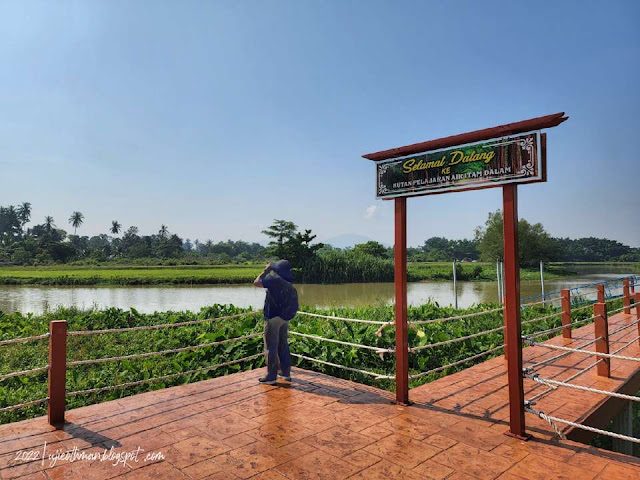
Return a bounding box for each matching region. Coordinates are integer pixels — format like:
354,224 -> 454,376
263,316 -> 291,381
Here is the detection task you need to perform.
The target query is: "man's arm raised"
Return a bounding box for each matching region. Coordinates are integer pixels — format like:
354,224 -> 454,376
253,263 -> 272,288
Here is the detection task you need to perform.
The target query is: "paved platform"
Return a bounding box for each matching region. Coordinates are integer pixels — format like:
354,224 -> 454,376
1,312 -> 639,479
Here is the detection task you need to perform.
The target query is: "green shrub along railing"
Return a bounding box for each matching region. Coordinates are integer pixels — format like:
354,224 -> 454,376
2,296 -> 623,426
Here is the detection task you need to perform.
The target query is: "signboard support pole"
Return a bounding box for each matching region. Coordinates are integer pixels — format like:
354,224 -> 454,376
453,260 -> 458,310
540,261 -> 545,307
394,197 -> 409,405
496,261 -> 501,303
502,184 -> 528,440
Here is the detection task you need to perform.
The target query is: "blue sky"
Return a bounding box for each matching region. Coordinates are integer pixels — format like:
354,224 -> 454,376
1,1 -> 639,247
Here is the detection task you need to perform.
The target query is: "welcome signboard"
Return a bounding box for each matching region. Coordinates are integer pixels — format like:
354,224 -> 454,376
376,131 -> 544,198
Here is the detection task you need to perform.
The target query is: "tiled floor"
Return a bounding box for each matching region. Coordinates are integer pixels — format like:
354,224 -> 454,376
1,312 -> 639,479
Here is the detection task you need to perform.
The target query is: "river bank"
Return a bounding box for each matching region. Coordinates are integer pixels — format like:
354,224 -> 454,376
0,261 -> 579,286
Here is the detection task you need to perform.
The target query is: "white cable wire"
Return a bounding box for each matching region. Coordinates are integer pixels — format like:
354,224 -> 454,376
608,320 -> 639,337
525,406 -> 640,444
524,339 -> 640,362
525,373 -> 640,402
0,397 -> 49,413
66,353 -> 263,397
607,305 -> 630,315
524,316 -> 596,340
296,311 -> 391,326
68,332 -> 262,366
525,337 -> 601,370
411,306 -> 504,326
409,325 -> 505,353
0,333 -> 50,347
526,358 -> 603,403
291,353 -> 394,380
68,311 -> 262,336
0,365 -> 49,381
604,294 -> 624,303
521,296 -> 563,307
570,303 -> 595,312
611,335 -> 640,355
521,312 -> 562,325
409,344 -> 505,379
289,331 -> 393,353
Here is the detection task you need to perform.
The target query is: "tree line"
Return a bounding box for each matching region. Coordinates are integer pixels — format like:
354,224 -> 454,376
0,202 -> 637,266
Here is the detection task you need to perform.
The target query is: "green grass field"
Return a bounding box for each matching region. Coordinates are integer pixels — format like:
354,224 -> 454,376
0,262 -> 578,285
0,265 -> 263,285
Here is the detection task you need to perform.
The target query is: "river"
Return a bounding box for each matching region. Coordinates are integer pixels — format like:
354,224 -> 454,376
0,267 -> 634,314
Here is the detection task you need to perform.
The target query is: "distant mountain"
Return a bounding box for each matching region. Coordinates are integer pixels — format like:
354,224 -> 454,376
321,234 -> 378,249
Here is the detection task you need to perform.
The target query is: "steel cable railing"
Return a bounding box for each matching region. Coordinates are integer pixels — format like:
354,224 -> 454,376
409,344 -> 505,380
525,372 -> 640,403
524,339 -> 640,362
68,311 -> 262,336
409,325 -> 505,353
288,331 -> 393,354
410,306 -> 504,326
0,333 -> 50,346
0,365 -> 49,381
526,405 -> 640,444
295,311 -> 391,326
67,332 -> 262,367
291,353 -> 394,380
0,333 -> 51,414
66,353 -> 264,397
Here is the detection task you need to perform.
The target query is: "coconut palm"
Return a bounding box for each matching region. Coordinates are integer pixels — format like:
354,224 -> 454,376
69,211 -> 84,235
110,220 -> 122,235
159,225 -> 169,239
17,202 -> 31,226
44,216 -> 55,233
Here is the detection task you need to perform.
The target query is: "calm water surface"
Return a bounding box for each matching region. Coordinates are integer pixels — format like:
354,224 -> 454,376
0,268 -> 634,314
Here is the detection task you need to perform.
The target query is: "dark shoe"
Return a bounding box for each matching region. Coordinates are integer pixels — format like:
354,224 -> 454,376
258,376 -> 277,385
278,372 -> 292,381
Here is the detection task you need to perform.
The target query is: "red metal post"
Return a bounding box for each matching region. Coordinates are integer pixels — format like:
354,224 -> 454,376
502,184 -> 526,439
593,303 -> 610,377
623,278 -> 631,314
48,320 -> 67,427
597,284 -> 605,304
394,197 -> 409,405
635,293 -> 640,346
561,289 -> 571,340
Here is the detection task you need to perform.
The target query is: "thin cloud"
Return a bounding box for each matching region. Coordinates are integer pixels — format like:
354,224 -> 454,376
364,205 -> 379,219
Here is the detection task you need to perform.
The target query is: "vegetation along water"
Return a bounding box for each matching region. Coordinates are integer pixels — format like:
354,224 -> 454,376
1,299 -> 611,426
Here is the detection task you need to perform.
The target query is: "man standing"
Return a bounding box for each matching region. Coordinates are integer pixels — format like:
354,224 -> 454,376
253,260 -> 298,385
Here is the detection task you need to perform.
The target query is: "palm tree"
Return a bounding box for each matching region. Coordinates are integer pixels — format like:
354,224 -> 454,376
110,220 -> 122,235
69,211 -> 84,235
159,225 -> 169,239
17,202 -> 31,226
44,216 -> 55,233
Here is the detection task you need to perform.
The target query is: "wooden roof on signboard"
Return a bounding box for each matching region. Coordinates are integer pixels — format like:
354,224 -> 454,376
362,112 -> 569,162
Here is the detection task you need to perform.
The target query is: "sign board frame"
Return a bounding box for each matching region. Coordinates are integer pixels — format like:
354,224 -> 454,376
376,130 -> 546,199
362,112 -> 568,441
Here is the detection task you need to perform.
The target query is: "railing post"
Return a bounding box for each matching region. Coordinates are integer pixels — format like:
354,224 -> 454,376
623,278 -> 631,315
593,303 -> 610,377
597,284 -> 605,304
394,197 -> 409,405
48,320 -> 67,427
561,289 -> 571,340
502,184 -> 527,439
635,293 -> 640,347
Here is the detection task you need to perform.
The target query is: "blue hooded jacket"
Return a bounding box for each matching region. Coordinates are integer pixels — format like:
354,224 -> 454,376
263,260 -> 298,320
